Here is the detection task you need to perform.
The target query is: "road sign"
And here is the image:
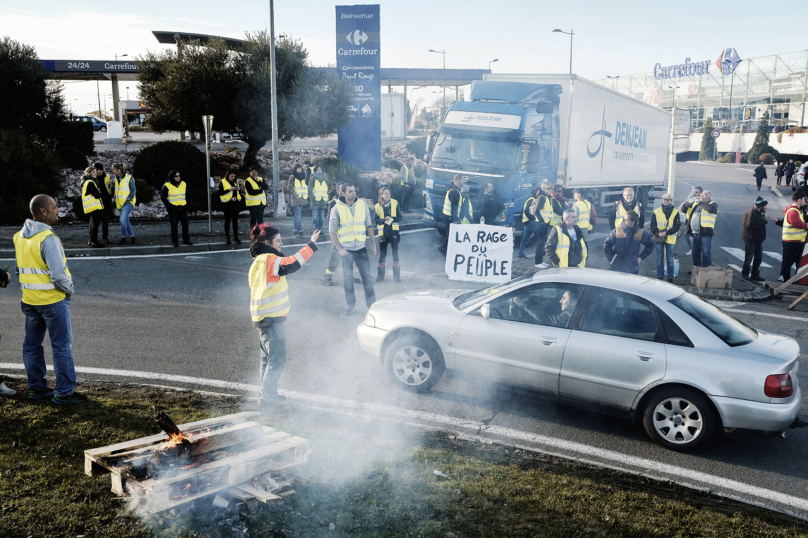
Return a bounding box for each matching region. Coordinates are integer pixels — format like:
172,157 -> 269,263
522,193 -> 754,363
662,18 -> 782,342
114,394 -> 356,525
711,129 -> 721,139
673,109 -> 691,136
672,137 -> 690,154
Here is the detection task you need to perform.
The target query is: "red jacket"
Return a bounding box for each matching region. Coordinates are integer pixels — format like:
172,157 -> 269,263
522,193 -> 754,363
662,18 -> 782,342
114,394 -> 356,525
783,205 -> 808,242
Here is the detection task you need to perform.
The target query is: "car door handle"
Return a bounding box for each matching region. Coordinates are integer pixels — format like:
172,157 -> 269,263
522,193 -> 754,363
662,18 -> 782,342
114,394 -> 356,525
540,336 -> 557,345
638,352 -> 654,361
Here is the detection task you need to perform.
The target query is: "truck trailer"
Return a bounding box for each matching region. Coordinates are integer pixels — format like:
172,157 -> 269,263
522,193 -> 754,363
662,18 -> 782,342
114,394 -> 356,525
421,74 -> 673,234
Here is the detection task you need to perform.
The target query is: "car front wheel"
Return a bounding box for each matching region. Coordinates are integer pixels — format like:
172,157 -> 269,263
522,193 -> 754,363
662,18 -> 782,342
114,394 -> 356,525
383,335 -> 445,393
642,387 -> 716,452
100,126 -> 107,132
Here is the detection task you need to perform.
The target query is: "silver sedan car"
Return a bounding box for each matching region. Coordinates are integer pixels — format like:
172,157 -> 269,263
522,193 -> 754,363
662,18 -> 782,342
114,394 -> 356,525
357,269 -> 802,452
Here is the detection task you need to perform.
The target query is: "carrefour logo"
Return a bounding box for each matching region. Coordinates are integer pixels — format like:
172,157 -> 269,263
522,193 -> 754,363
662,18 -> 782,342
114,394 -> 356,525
346,30 -> 368,46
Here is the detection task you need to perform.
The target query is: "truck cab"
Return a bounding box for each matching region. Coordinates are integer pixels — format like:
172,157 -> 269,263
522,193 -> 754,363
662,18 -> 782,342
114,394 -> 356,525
423,81 -> 562,234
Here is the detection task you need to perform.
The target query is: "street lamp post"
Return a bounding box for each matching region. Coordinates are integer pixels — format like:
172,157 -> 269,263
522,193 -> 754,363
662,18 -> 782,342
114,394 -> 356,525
552,29 -> 574,74
202,116 -> 214,233
606,75 -> 620,90
489,59 -> 499,72
269,0 -> 281,219
115,53 -> 128,62
429,49 -> 447,121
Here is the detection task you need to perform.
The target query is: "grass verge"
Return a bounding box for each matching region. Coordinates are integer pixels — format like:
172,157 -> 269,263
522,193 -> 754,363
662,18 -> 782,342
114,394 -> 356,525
1,379 -> 807,538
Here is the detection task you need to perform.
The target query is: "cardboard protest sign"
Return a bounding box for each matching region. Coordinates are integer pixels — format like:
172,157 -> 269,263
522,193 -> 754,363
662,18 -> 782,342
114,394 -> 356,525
445,224 -> 513,283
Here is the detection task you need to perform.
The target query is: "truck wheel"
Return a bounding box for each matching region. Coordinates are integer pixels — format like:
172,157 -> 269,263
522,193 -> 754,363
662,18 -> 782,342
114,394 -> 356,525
383,335 -> 445,393
642,387 -> 716,452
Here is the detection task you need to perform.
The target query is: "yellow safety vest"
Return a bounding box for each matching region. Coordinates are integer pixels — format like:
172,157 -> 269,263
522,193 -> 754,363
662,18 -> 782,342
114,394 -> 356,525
782,206 -> 807,242
103,173 -> 114,195
13,229 -> 72,306
400,164 -> 416,186
163,181 -> 187,206
540,196 -> 562,227
442,188 -> 472,224
375,200 -> 400,236
245,177 -> 266,207
653,206 -> 678,245
294,178 -> 308,200
614,201 -> 640,229
312,179 -> 328,201
522,197 -> 536,223
248,253 -> 290,322
81,179 -> 103,213
574,200 -> 592,231
336,199 -> 368,244
685,203 -> 718,231
220,179 -> 242,203
554,226 -> 587,268
115,174 -> 136,209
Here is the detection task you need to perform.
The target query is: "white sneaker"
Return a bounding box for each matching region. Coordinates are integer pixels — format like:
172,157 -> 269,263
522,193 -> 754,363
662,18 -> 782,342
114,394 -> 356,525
0,382 -> 16,396
685,250 -> 692,256
535,263 -> 549,269
777,275 -> 785,282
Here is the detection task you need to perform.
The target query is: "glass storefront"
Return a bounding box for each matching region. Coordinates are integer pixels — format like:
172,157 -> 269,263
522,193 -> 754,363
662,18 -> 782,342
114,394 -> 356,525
594,49 -> 808,131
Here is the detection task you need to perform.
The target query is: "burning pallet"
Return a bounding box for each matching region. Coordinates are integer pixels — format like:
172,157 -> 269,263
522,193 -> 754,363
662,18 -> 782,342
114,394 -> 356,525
84,411 -> 308,512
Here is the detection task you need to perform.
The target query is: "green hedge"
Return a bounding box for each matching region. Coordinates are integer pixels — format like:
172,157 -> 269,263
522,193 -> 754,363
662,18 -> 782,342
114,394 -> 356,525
132,141 -> 210,213
56,146 -> 89,170
0,129 -> 62,225
56,121 -> 94,156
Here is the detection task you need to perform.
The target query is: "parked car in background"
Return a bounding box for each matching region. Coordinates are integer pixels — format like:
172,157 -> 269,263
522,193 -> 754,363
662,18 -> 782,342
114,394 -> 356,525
357,269 -> 802,452
73,116 -> 107,132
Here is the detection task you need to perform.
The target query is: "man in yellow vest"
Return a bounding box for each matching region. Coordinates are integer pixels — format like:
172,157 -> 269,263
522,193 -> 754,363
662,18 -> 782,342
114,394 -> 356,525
244,166 -> 268,229
683,189 -> 719,268
439,174 -> 472,255
609,187 -> 644,230
399,157 -> 416,213
80,166 -> 104,248
530,181 -> 563,268
329,182 -> 377,315
545,209 -> 588,268
518,186 -> 541,259
308,165 -> 329,231
651,193 -> 681,282
94,162 -> 114,245
14,195 -> 87,404
777,191 -> 808,282
161,169 -> 192,247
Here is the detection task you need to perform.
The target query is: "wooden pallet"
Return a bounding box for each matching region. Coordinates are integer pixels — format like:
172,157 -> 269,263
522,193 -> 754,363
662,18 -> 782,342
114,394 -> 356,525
764,281 -> 808,310
84,412 -> 308,512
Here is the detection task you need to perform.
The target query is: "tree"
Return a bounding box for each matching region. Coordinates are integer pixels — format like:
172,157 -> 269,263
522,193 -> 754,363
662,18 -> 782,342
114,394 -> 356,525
0,36 -> 68,148
746,111 -> 774,164
698,117 -> 715,161
136,33 -> 353,167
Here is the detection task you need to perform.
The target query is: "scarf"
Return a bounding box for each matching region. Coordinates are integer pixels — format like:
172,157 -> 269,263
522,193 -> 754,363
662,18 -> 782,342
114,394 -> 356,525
661,204 -> 673,217
250,242 -> 282,259
312,171 -> 326,181
292,168 -> 306,181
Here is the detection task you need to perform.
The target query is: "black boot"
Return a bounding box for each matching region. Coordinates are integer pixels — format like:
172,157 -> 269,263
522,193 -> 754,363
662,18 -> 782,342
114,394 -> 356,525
129,237 -> 136,245
226,235 -> 232,245
376,263 -> 385,282
234,235 -> 242,244
393,264 -> 401,283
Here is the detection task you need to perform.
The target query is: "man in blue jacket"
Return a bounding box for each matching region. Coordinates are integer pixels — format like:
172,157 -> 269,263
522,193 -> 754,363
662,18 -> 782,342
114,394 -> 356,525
604,211 -> 654,274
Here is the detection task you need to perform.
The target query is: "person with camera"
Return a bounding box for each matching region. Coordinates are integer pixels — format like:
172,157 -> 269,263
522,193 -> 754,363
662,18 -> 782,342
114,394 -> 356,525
604,210 -> 654,274
374,187 -> 402,282
244,166 -> 268,229
218,169 -> 243,245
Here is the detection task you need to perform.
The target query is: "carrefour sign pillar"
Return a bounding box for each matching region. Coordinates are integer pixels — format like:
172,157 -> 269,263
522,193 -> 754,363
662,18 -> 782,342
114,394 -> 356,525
336,4 -> 381,171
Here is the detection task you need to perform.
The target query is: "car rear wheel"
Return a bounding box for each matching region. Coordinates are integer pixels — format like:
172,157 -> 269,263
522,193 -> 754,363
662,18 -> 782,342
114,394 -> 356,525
100,126 -> 107,132
383,336 -> 445,393
642,387 -> 716,452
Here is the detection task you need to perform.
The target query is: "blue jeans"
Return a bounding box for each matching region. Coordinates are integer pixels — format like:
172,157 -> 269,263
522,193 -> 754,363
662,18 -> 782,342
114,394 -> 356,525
692,234 -> 712,267
119,201 -> 134,238
21,298 -> 76,397
341,248 -> 376,308
256,321 -> 287,399
519,221 -> 539,256
312,208 -> 325,231
655,241 -> 675,279
293,206 -> 303,233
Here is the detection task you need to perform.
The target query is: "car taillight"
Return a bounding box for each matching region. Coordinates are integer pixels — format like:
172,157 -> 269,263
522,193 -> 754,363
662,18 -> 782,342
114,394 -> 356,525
764,373 -> 793,398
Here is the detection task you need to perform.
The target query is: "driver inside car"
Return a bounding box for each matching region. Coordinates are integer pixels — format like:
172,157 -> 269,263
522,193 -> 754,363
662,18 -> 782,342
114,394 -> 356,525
506,288 -> 579,328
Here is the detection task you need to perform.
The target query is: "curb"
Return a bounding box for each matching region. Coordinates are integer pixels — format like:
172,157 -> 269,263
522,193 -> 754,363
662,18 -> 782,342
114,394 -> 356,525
683,284 -> 772,302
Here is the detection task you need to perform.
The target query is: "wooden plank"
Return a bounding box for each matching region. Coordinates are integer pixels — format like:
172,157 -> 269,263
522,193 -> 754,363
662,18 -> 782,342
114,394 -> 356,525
773,265 -> 808,295
85,412 -> 259,459
234,484 -> 282,504
85,457 -> 109,477
788,289 -> 808,310
225,487 -> 254,502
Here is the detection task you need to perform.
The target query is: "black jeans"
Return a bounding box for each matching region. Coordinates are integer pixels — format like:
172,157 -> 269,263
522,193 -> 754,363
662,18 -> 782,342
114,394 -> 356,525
780,241 -> 804,280
743,241 -> 762,277
341,247 -> 376,308
169,209 -> 190,244
88,210 -> 102,244
756,177 -> 763,190
401,185 -> 413,210
223,203 -> 241,239
533,223 -> 550,264
379,238 -> 399,264
249,205 -> 265,229
102,205 -> 113,240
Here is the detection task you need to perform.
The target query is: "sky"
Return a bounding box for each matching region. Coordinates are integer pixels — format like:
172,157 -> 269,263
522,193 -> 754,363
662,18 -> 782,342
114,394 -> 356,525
1,0 -> 804,118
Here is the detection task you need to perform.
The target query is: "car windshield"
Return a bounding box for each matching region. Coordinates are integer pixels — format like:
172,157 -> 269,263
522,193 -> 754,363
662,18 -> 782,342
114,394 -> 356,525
431,132 -> 518,174
669,293 -> 756,347
453,275 -> 533,310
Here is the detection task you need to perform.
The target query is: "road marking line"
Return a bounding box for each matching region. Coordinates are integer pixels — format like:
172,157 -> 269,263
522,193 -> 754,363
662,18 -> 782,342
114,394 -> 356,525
726,310 -> 808,321
764,251 -> 783,262
721,247 -> 771,268
0,362 -> 806,513
728,263 -> 742,273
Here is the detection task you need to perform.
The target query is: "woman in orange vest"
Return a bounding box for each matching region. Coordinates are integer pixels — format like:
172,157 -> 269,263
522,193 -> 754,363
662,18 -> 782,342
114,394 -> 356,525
249,224 -> 320,408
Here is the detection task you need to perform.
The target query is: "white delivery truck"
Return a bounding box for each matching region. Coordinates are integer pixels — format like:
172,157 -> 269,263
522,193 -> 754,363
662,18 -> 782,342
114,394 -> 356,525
422,74 -> 672,233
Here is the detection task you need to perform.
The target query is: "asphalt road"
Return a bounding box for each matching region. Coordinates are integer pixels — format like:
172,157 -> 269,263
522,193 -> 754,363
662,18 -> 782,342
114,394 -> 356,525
1,161 -> 807,517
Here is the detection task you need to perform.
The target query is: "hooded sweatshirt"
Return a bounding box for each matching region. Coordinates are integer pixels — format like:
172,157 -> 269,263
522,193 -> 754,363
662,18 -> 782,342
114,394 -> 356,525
17,219 -> 74,296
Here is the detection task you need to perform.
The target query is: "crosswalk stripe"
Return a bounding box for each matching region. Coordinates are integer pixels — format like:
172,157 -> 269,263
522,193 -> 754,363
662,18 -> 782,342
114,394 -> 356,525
764,251 -> 782,262
728,263 -> 743,273
720,246 -> 772,268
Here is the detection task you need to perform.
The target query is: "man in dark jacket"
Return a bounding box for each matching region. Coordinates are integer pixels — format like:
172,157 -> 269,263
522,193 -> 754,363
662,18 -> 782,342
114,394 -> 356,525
545,209 -> 587,267
604,211 -> 654,274
479,182 -> 504,224
741,197 -> 768,281
608,187 -> 644,230
753,162 -> 767,191
786,160 -> 796,187
682,190 -> 719,268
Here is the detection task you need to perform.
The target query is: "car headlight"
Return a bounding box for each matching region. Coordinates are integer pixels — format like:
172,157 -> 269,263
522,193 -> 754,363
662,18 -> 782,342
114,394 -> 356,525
364,312 -> 376,328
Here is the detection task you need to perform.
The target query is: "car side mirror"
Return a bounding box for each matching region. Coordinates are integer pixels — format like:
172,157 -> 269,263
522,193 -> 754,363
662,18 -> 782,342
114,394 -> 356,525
481,304 -> 491,319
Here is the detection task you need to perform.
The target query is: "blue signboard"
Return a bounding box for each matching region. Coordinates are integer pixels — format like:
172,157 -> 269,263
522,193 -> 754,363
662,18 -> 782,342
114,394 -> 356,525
336,4 -> 381,171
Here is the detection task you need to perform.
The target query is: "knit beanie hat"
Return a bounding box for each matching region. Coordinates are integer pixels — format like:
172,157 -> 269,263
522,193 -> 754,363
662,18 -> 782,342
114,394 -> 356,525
754,196 -> 768,208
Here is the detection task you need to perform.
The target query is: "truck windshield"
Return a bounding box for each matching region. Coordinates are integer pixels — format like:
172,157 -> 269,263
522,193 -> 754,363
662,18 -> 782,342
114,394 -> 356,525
432,133 -> 517,173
